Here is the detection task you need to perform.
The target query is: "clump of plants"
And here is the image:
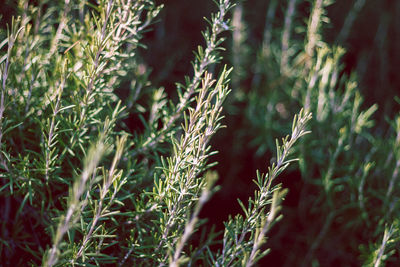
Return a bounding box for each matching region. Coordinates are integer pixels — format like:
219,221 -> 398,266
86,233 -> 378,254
0,0 -> 399,266
228,0 -> 400,265
0,0 -> 312,265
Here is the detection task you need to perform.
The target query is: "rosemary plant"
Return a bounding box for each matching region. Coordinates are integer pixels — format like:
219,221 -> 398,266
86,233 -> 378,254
3,0 -> 308,265
227,0 -> 400,265
1,0 -> 398,266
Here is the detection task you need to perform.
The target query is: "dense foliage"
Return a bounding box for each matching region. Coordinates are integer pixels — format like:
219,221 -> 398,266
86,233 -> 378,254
0,0 -> 399,266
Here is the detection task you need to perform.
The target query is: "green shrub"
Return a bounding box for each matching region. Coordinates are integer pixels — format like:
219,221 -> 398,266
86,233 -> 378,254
229,0 -> 400,265
0,0 -> 398,266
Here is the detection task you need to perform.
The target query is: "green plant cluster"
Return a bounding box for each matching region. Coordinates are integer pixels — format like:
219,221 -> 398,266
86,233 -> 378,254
228,0 -> 400,265
0,0 -> 399,266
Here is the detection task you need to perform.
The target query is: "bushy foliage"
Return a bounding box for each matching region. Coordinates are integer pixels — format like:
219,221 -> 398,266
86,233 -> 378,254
227,0 -> 400,265
0,0 -> 399,266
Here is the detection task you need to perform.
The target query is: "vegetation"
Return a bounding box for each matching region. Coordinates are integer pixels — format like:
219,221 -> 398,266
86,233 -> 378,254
0,0 -> 399,266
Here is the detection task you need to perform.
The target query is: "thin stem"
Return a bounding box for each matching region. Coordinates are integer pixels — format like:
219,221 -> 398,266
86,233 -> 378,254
262,0 -> 277,56
373,225 -> 395,267
45,68 -> 67,181
281,0 -> 297,74
245,190 -> 282,267
0,20 -> 23,169
131,1 -> 232,157
49,0 -> 71,56
170,185 -> 212,267
305,0 -> 323,70
386,159 -> 400,199
74,136 -> 127,261
157,75 -> 217,252
43,137 -> 106,267
223,110 -> 311,266
336,0 -> 366,43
